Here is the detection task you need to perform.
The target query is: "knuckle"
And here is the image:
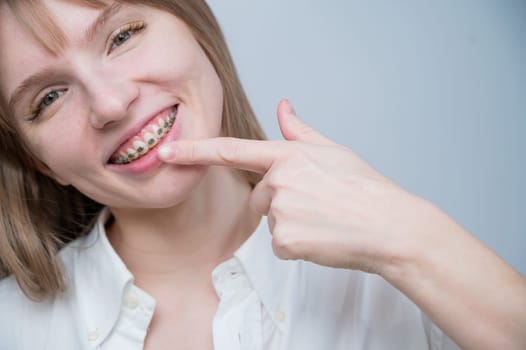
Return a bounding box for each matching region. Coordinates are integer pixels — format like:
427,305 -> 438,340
216,138 -> 242,164
272,228 -> 301,260
269,194 -> 287,217
249,188 -> 271,215
272,233 -> 292,259
272,223 -> 288,243
297,124 -> 317,138
272,243 -> 289,260
188,143 -> 199,163
266,169 -> 289,189
266,171 -> 281,188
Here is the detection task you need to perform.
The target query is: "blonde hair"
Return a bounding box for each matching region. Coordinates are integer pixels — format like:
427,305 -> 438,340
0,0 -> 265,301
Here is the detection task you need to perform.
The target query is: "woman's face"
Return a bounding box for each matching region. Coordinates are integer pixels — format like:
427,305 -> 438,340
0,1 -> 224,208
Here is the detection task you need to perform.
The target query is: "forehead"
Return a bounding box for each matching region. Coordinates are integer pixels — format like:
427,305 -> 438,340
1,0 -> 109,53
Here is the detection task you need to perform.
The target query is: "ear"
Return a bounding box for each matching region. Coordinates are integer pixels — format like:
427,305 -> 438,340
32,159 -> 70,186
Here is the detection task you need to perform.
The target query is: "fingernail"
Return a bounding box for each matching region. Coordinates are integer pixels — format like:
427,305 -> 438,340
158,145 -> 175,160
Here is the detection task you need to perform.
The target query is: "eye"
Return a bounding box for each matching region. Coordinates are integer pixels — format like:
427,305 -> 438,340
108,21 -> 146,54
28,89 -> 67,121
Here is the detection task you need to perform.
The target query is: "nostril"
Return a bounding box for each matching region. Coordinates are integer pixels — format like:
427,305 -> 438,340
102,120 -> 117,129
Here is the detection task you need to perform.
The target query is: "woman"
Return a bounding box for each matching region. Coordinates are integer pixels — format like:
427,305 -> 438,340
0,1 -> 524,349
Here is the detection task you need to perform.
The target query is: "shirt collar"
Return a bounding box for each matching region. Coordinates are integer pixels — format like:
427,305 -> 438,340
62,211 -> 291,346
234,216 -> 293,330
62,208 -> 134,348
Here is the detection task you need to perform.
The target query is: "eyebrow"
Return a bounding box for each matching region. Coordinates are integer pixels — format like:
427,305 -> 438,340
83,3 -> 122,44
7,3 -> 123,112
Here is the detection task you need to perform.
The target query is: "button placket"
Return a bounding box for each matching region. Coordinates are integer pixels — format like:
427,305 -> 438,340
124,292 -> 139,310
275,310 -> 286,323
87,327 -> 100,342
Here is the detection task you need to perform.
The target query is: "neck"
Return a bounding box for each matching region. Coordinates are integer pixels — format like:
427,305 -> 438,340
107,167 -> 260,285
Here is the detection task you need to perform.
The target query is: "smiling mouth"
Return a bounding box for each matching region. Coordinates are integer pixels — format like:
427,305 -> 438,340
109,105 -> 178,165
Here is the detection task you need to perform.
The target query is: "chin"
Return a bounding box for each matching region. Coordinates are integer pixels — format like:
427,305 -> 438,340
123,164 -> 208,209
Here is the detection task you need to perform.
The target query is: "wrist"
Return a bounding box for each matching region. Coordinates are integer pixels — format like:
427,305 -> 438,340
378,196 -> 526,349
379,196 -> 447,288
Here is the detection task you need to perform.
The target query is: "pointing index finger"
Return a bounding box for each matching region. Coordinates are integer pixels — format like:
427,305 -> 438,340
158,137 -> 282,173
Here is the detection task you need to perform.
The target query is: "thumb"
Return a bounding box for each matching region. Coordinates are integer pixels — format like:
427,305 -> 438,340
277,99 -> 334,145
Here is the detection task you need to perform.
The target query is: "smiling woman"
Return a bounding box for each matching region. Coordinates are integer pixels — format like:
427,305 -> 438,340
1,1 -> 525,350
0,0 -> 264,300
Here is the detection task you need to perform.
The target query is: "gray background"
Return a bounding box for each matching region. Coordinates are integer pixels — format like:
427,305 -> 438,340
207,0 -> 526,275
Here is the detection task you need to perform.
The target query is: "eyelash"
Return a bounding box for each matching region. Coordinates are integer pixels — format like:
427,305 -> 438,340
107,21 -> 146,54
27,21 -> 146,121
28,89 -> 67,121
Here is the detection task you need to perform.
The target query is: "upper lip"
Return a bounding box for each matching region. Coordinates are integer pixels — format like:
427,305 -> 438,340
106,104 -> 176,163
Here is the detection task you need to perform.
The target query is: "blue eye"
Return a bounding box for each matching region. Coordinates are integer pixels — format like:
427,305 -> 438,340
114,31 -> 132,46
41,91 -> 61,106
29,89 -> 66,121
108,21 -> 146,53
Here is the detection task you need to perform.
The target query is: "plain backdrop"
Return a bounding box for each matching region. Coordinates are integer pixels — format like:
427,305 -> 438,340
207,0 -> 526,275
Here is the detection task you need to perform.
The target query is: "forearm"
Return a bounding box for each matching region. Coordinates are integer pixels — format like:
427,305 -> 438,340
384,200 -> 526,350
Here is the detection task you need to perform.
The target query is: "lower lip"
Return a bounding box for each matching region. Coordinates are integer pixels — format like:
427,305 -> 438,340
106,106 -> 182,175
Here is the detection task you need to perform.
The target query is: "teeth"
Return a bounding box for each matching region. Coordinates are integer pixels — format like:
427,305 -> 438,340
158,117 -> 168,130
127,148 -> 139,160
111,106 -> 177,165
133,140 -> 149,155
152,124 -> 164,138
117,151 -> 129,164
144,132 -> 158,147
113,154 -> 128,165
168,110 -> 176,125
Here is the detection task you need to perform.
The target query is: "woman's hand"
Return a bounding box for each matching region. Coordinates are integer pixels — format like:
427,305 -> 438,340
158,99 -> 526,350
158,99 -> 426,276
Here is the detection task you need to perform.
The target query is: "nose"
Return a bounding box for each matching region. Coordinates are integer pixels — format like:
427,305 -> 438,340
84,71 -> 139,129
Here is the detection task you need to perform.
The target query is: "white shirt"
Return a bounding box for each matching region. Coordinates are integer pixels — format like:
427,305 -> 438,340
0,210 -> 459,350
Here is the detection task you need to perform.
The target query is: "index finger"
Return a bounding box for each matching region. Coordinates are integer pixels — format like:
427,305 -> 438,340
157,137 -> 284,173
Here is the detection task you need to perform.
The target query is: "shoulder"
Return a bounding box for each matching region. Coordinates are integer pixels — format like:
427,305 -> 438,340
0,275 -> 29,313
0,274 -> 43,322
0,234 -> 96,349
0,275 -> 57,349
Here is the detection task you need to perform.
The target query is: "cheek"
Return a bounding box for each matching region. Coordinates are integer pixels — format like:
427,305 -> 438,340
24,119 -> 92,175
201,71 -> 224,132
188,53 -> 225,134
208,68 -> 224,115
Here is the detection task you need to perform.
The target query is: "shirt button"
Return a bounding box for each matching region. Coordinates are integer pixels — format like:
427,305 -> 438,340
124,293 -> 139,309
87,328 -> 99,342
275,310 -> 286,323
